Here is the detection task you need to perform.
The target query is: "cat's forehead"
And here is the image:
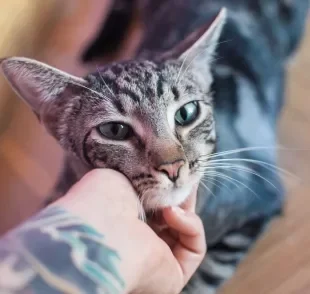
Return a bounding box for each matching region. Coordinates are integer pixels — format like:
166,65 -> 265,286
95,60 -> 181,83
87,60 -> 205,102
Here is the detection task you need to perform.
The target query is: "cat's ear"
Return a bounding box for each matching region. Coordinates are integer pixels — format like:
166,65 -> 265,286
179,8 -> 226,63
0,57 -> 87,115
163,8 -> 227,65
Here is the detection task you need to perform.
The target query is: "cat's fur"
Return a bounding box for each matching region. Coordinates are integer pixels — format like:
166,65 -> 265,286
1,0 -> 309,293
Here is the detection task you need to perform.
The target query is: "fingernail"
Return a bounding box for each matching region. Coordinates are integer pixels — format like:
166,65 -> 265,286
171,206 -> 185,214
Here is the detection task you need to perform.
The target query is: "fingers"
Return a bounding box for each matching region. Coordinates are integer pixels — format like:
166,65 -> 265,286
163,207 -> 206,284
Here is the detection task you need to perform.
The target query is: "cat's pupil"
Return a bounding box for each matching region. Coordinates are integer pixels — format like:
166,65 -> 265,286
112,124 -> 121,135
180,107 -> 188,121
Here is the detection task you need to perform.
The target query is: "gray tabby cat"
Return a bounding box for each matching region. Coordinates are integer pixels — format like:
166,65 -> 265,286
0,0 -> 308,292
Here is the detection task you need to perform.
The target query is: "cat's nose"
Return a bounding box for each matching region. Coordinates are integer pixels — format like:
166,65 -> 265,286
156,159 -> 185,182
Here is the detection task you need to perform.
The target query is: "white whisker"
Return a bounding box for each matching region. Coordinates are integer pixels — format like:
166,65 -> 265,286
96,66 -> 115,97
203,171 -> 243,191
203,171 -> 259,198
201,146 -> 309,161
174,49 -> 191,86
199,168 -> 232,191
201,177 -> 231,194
200,163 -> 279,191
137,193 -> 146,222
200,181 -> 217,198
177,47 -> 207,86
68,80 -> 105,98
200,158 -> 299,180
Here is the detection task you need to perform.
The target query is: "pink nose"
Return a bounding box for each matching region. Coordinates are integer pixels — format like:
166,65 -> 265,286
157,160 -> 185,182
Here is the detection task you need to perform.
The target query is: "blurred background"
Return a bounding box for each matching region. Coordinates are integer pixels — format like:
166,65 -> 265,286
0,0 -> 114,233
0,1 -> 309,293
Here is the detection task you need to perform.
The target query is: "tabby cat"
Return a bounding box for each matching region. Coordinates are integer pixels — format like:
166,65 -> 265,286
1,0 -> 308,292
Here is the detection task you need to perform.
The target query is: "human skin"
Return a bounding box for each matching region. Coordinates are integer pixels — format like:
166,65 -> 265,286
0,169 -> 206,294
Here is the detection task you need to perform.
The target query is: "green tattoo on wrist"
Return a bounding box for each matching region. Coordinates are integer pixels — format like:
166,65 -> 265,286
0,206 -> 125,294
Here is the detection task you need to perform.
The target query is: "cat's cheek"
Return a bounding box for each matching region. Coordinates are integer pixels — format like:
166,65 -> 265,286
177,164 -> 190,185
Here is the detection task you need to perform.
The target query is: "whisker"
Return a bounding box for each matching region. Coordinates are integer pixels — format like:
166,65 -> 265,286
203,171 -> 243,191
154,192 -> 163,214
200,181 -> 217,198
201,146 -> 309,161
68,80 -> 105,98
177,48 -> 206,86
203,146 -> 276,159
137,199 -> 146,222
203,171 -> 259,198
200,164 -> 279,191
140,188 -> 153,218
200,158 -> 299,180
96,66 -> 115,97
201,177 -> 221,189
138,192 -> 147,222
201,177 -> 231,194
199,168 -> 232,191
174,49 -> 190,86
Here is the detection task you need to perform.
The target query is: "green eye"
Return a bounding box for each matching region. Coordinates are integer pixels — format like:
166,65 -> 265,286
98,123 -> 132,140
175,101 -> 199,126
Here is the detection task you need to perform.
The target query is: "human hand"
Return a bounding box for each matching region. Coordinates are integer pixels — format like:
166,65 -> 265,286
56,169 -> 206,294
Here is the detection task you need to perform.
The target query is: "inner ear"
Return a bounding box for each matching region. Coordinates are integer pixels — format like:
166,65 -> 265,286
0,57 -> 87,116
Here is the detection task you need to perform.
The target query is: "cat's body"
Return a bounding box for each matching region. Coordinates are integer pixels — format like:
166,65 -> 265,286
1,1 -> 309,293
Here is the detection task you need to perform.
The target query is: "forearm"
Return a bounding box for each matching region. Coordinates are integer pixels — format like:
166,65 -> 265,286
0,206 -> 126,294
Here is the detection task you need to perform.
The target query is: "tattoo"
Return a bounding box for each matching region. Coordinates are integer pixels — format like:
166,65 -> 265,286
0,207 -> 125,294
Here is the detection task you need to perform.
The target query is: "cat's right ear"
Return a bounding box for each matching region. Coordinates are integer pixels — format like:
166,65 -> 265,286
0,57 -> 87,116
160,8 -> 227,67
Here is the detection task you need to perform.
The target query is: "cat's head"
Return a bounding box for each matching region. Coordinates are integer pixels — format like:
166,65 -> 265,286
0,9 -> 226,211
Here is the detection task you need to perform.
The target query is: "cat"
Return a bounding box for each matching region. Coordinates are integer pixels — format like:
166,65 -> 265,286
0,0 -> 309,293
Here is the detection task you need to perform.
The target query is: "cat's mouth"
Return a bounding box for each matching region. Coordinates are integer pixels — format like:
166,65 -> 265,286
141,182 -> 195,211
136,167 -> 202,212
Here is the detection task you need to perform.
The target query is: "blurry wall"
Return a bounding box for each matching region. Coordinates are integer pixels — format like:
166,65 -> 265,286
0,1 -> 66,235
0,0 -> 65,234
0,0 -> 61,134
0,0 -> 118,236
0,0 -> 140,235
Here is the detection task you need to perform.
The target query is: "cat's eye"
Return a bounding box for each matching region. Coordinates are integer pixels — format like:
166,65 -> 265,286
175,101 -> 199,126
97,123 -> 133,140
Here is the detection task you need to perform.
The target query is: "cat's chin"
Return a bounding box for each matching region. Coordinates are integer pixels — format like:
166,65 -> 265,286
143,184 -> 194,211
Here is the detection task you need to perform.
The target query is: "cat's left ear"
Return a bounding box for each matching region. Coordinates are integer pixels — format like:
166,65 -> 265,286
0,57 -> 87,116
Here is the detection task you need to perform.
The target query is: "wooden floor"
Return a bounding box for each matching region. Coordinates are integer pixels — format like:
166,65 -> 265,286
0,3 -> 310,293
